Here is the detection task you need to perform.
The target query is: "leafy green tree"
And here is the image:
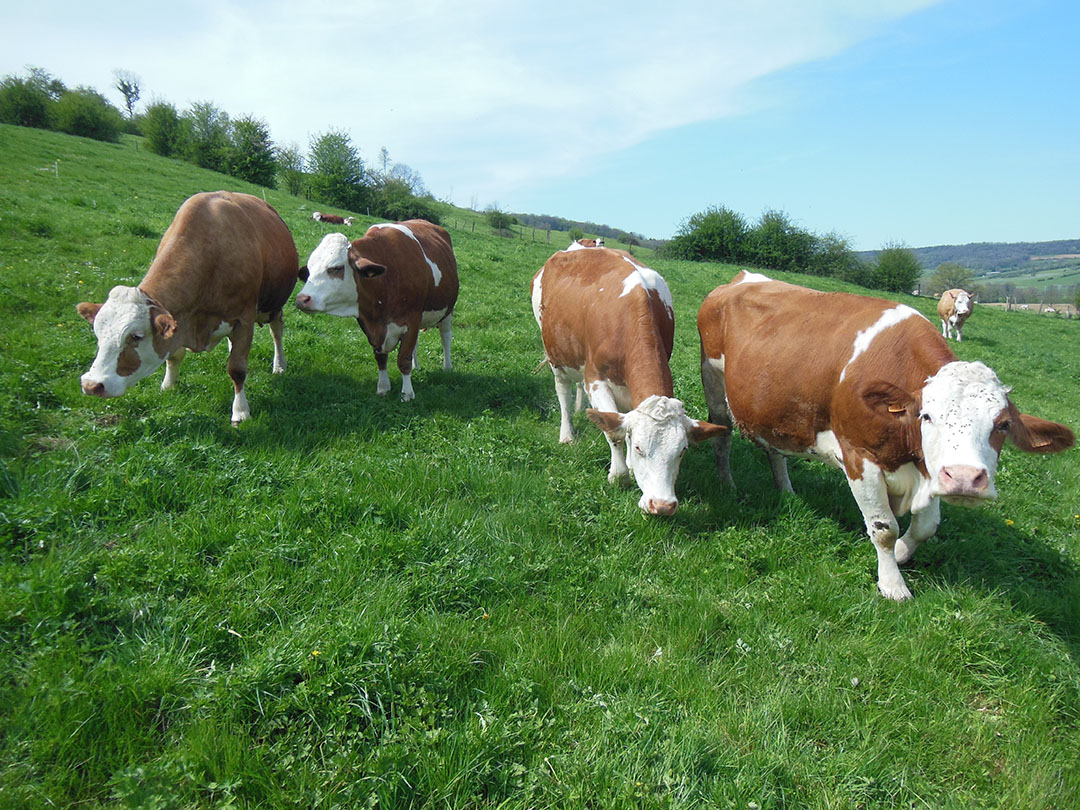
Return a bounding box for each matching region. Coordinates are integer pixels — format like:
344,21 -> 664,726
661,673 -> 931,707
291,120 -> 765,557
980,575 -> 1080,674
53,87 -> 123,142
226,114 -> 276,187
568,226 -> 585,242
927,261 -> 975,296
141,101 -> 182,157
0,66 -> 64,129
373,179 -> 442,223
662,206 -> 747,262
487,205 -> 514,234
182,101 -> 230,172
307,128 -> 365,210
870,242 -> 923,293
808,231 -> 862,280
745,209 -> 816,273
276,142 -> 305,196
113,69 -> 140,119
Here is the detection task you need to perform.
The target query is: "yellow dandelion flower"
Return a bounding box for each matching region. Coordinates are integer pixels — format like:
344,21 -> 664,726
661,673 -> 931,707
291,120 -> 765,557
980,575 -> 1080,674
1005,519 -> 1015,526
311,649 -> 321,657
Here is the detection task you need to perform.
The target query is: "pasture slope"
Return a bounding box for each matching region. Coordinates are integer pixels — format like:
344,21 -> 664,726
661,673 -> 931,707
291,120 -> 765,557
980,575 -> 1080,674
1,123 -> 1079,809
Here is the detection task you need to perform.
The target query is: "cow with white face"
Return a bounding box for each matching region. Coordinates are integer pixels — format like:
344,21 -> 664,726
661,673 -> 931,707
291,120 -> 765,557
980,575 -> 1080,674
532,247 -> 727,515
698,271 -> 1075,600
938,288 -> 974,341
295,220 -> 458,400
77,191 -> 299,424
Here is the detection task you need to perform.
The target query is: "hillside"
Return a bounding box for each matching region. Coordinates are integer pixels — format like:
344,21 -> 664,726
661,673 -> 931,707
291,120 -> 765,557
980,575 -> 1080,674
2,123 -> 1079,809
858,238 -> 1080,274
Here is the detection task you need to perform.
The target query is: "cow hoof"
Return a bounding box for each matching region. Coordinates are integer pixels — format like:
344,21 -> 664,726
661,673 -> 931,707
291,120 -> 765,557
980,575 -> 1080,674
878,581 -> 913,602
401,392 -> 415,402
272,363 -> 286,374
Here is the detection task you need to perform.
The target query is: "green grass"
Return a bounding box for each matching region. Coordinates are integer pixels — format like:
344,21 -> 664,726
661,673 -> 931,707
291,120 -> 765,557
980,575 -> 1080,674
2,122 -> 1079,809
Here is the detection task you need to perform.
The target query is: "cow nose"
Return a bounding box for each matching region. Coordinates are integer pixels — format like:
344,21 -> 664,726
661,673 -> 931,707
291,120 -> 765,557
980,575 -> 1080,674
82,380 -> 106,397
295,294 -> 313,311
644,497 -> 678,516
939,465 -> 989,495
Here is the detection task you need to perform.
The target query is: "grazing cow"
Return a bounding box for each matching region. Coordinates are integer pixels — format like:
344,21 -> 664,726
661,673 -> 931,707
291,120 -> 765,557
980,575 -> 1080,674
566,237 -> 605,251
312,212 -> 354,226
295,220 -> 458,401
937,289 -> 974,341
532,248 -> 726,515
77,191 -> 299,424
698,271 -> 1074,600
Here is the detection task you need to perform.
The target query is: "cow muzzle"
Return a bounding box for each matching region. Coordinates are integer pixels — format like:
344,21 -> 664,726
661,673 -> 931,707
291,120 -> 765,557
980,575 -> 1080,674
295,294 -> 315,312
643,496 -> 678,516
938,465 -> 991,502
81,378 -> 108,397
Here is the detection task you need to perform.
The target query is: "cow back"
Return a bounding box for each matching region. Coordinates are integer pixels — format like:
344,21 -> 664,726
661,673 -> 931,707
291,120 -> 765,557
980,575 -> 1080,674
353,220 -> 459,318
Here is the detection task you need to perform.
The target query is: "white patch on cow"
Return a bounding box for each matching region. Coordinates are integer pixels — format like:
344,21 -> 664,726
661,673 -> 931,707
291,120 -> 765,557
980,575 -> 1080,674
811,429 -> 845,469
80,285 -> 167,396
531,268 -> 544,326
206,320 -> 233,351
588,379 -> 630,413
564,241 -> 587,252
918,361 -> 1009,505
377,368 -> 392,396
839,305 -> 924,382
736,271 -> 772,284
297,233 -> 360,317
619,257 -> 673,319
383,322 -> 408,353
420,307 -> 448,329
371,223 -> 443,286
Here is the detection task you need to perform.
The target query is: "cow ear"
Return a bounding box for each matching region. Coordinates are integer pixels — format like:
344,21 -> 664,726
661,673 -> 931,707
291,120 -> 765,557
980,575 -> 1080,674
152,309 -> 178,339
1006,401 -> 1075,454
686,418 -> 729,444
586,409 -> 626,440
77,302 -> 102,324
350,256 -> 387,279
298,265 -> 309,282
859,380 -> 919,424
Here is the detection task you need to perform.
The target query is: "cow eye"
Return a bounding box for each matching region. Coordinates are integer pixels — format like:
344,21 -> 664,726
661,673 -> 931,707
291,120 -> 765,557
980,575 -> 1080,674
996,419 -> 1012,433
634,444 -> 645,457
129,332 -> 144,343
920,413 -> 932,423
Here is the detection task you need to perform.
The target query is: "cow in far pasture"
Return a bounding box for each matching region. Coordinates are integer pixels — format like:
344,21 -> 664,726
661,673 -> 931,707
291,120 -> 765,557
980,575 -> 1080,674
312,212 -> 354,226
938,289 -> 974,341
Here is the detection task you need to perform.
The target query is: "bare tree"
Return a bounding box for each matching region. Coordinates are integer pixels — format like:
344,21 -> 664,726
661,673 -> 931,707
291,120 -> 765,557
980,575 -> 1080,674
113,69 -> 141,119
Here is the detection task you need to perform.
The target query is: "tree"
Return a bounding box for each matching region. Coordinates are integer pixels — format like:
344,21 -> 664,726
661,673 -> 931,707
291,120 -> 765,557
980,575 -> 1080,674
53,86 -> 123,142
226,114 -> 276,187
141,100 -> 182,157
745,209 -> 816,273
113,69 -> 140,119
486,205 -> 514,235
182,101 -> 230,172
871,242 -> 923,293
0,66 -> 64,129
388,162 -> 428,197
662,206 -> 748,262
276,142 -> 305,196
927,261 -> 975,296
307,128 -> 365,210
808,231 -> 862,280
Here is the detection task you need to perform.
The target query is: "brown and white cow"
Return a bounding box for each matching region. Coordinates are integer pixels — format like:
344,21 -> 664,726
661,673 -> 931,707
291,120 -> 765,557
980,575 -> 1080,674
567,237 -> 605,251
77,191 -> 299,424
312,212 -> 354,226
938,288 -> 974,341
698,271 -> 1074,600
532,248 -> 726,515
295,220 -> 458,400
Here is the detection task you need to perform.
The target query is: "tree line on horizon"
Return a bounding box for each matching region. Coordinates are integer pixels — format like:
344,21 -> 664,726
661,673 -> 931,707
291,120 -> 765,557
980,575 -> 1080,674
0,65 -> 443,225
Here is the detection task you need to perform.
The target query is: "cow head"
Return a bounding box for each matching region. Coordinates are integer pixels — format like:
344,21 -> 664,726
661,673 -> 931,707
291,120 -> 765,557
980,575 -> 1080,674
953,291 -> 972,315
861,361 -> 1074,511
587,395 -> 728,515
295,232 -> 386,317
77,285 -> 177,397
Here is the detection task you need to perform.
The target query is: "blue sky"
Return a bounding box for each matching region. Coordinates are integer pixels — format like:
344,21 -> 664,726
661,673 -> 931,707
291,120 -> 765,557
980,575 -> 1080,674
2,0 -> 1077,249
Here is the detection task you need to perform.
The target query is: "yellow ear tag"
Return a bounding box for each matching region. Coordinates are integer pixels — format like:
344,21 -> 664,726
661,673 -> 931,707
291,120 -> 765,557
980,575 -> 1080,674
888,404 -> 906,413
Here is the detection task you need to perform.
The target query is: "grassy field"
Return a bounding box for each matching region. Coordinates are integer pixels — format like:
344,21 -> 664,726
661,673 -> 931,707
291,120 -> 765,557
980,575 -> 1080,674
2,123 -> 1079,809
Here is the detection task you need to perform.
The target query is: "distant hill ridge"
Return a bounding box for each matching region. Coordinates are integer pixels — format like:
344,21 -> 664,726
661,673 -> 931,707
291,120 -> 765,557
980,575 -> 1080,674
858,238 -> 1080,274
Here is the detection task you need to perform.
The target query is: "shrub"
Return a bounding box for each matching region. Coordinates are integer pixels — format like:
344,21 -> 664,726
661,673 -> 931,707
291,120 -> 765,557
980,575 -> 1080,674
662,206 -> 748,262
870,242 -> 923,293
0,76 -> 53,129
141,101 -> 183,157
52,87 -> 122,142
745,209 -> 816,273
226,115 -> 276,187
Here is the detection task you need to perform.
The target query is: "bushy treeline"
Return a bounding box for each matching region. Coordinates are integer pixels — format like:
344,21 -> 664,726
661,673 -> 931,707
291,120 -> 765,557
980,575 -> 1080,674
513,212 -> 658,249
0,65 -> 443,224
661,205 -> 921,293
0,66 -> 126,143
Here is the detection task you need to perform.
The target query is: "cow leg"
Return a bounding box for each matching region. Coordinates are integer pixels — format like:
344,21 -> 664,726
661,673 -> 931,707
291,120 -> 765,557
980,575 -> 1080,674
766,449 -> 794,493
894,497 -> 941,565
847,462 -> 912,601
374,351 -> 392,396
940,318 -> 948,338
396,326 -> 421,401
701,355 -> 735,487
269,310 -> 286,374
226,324 -> 254,425
552,367 -> 578,443
161,348 -> 186,390
438,313 -> 453,371
587,380 -> 630,484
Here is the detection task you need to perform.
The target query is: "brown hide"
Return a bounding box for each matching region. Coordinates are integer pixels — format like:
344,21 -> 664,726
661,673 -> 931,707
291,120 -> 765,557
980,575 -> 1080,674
697,273 -> 955,477
138,191 -> 299,356
346,220 -> 458,349
534,247 -> 674,406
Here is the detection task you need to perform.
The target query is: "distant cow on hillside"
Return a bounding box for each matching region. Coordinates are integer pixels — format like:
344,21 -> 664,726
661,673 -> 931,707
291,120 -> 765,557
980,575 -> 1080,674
566,237 -> 605,251
312,212 -> 354,226
937,289 -> 974,341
